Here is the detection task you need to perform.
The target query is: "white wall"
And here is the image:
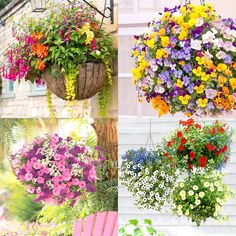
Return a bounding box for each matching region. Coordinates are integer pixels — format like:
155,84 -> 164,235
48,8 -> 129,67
118,117 -> 236,236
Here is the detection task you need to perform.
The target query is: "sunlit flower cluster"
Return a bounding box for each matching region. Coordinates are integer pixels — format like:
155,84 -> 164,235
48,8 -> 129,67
164,119 -> 233,171
10,134 -> 103,206
172,172 -> 234,226
120,147 -> 177,211
132,4 -> 236,116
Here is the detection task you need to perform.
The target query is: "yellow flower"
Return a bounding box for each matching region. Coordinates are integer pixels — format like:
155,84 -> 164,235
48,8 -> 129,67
81,22 -> 90,33
198,98 -> 208,108
139,59 -> 149,70
178,30 -> 188,40
180,6 -> 187,14
201,73 -> 210,82
229,78 -> 236,90
132,67 -> 142,83
158,28 -> 166,36
217,63 -> 227,72
156,49 -> 164,59
85,31 -> 94,44
132,50 -> 139,57
188,18 -> 196,27
161,36 -> 170,47
192,66 -> 202,76
145,38 -> 155,48
218,75 -> 227,87
177,16 -> 184,24
196,56 -> 205,65
179,95 -> 191,105
194,84 -> 205,94
176,79 -> 183,88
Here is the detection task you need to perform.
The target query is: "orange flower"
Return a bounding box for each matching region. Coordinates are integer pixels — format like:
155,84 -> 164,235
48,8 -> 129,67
151,96 -> 170,116
36,59 -> 46,71
228,95 -> 235,106
222,86 -> 229,97
31,32 -> 43,41
218,75 -> 227,87
32,43 -> 48,59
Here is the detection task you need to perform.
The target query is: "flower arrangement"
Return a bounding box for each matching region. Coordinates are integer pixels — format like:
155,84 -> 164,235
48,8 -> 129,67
1,1 -> 115,115
172,172 -> 234,226
10,134 -> 104,205
132,3 -> 236,116
164,119 -> 233,171
120,147 -> 177,211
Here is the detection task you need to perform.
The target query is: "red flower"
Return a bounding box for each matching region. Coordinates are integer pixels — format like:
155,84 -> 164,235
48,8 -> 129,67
199,156 -> 207,167
164,153 -> 169,157
179,118 -> 194,127
190,151 -> 196,160
195,124 -> 201,129
215,150 -> 220,157
177,131 -> 182,138
206,143 -> 216,152
168,156 -> 173,161
218,127 -> 225,133
221,145 -> 228,153
181,137 -> 187,145
90,38 -> 97,50
167,141 -> 172,147
178,145 -> 184,151
188,164 -> 193,170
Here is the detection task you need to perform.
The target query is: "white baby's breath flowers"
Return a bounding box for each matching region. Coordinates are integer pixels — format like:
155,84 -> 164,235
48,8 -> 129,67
195,199 -> 201,206
193,185 -> 198,190
199,192 -> 205,198
204,182 -> 210,188
188,190 -> 194,196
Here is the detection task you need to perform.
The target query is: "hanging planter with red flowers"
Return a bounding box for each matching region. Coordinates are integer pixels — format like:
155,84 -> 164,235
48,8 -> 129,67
163,119 -> 233,171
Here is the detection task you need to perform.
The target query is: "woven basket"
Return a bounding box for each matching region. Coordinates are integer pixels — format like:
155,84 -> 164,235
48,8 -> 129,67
42,62 -> 107,100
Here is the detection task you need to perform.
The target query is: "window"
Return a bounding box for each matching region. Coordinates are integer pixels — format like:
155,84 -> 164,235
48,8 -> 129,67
0,80 -> 15,99
28,82 -> 46,97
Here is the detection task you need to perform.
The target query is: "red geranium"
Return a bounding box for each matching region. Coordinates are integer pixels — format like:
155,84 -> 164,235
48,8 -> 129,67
177,131 -> 182,138
199,156 -> 207,167
181,137 -> 187,145
188,164 -> 193,170
178,145 -> 184,151
206,143 -> 216,151
190,151 -> 196,160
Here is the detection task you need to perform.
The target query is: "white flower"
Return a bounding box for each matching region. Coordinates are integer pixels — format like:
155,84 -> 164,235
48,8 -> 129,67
190,39 -> 202,51
202,32 -> 215,44
95,50 -> 101,56
180,182 -> 185,188
180,190 -> 186,197
216,51 -> 227,60
204,50 -> 213,59
195,17 -> 204,27
177,209 -> 183,216
190,204 -> 194,209
188,190 -> 194,196
151,65 -> 158,72
177,205 -> 183,210
181,195 -> 186,200
154,85 -> 165,94
204,182 -> 210,188
195,199 -> 201,206
210,186 -> 215,192
199,192 -> 205,198
185,209 -> 190,216
218,186 -> 223,191
193,185 -> 198,191
215,204 -> 221,211
214,181 -> 220,187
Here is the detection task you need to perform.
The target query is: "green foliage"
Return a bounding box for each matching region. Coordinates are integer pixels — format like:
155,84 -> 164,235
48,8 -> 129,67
0,0 -> 11,10
119,219 -> 165,236
38,159 -> 118,235
0,172 -> 43,222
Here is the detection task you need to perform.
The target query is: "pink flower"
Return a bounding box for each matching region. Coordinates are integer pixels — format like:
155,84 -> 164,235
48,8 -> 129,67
53,188 -> 61,196
78,181 -> 86,189
54,154 -> 62,161
33,162 -> 41,170
28,186 -> 36,194
72,178 -> 80,185
25,173 -> 33,181
37,177 -> 45,184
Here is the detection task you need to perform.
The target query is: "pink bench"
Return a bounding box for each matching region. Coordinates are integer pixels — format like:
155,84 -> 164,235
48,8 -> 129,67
73,211 -> 118,236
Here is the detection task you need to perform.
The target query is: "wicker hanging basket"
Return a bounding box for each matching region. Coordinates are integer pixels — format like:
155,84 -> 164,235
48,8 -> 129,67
42,62 -> 107,100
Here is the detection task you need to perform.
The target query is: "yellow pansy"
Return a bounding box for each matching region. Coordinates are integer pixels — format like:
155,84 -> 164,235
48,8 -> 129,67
229,78 -> 236,90
159,28 -> 166,36
139,59 -> 149,70
198,98 -> 208,108
161,36 -> 170,47
204,59 -> 214,69
176,79 -> 183,88
210,72 -> 217,78
217,63 -> 227,72
132,67 -> 142,83
196,56 -> 205,65
179,95 -> 191,105
180,6 -> 187,14
81,22 -> 90,33
218,75 -> 227,87
222,86 -> 229,97
85,31 -> 94,45
224,69 -> 232,76
145,38 -> 155,48
194,84 -> 205,94
156,49 -> 164,59
178,30 -> 188,40
228,95 -> 235,105
163,11 -> 171,19
132,50 -> 139,57
192,66 -> 203,76
149,32 -> 158,39
177,16 -> 184,24
188,18 -> 196,27
201,73 -> 210,82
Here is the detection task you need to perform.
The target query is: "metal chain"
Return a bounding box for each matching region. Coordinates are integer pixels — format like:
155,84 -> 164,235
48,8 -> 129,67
184,0 -> 206,5
145,118 -> 155,150
200,0 -> 206,5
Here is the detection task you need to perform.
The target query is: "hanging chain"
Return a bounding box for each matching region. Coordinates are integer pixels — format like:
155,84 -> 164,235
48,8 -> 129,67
184,0 -> 206,5
200,0 -> 205,5
145,118 -> 155,150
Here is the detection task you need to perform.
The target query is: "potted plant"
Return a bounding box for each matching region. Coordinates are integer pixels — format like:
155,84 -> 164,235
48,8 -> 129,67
132,3 -> 236,116
1,1 -> 115,115
10,134 -> 104,206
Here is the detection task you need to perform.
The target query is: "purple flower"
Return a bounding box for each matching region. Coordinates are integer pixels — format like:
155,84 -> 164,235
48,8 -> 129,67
224,55 -> 232,64
183,63 -> 192,73
174,70 -> 183,78
187,83 -> 194,93
183,76 -> 190,86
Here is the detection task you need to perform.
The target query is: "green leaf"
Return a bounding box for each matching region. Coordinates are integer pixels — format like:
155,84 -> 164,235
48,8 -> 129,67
128,219 -> 138,226
144,219 -> 152,225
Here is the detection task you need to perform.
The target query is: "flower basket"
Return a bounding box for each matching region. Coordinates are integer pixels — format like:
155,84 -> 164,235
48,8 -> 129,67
42,63 -> 107,100
10,134 -> 104,206
132,3 -> 236,116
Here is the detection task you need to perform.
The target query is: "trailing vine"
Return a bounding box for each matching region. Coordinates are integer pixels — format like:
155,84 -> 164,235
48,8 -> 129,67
46,90 -> 55,118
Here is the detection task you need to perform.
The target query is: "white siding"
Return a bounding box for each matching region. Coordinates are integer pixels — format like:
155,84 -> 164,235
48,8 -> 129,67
118,117 -> 236,236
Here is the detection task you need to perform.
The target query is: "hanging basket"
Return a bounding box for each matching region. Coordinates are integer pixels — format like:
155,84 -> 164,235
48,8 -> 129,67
42,62 -> 107,100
